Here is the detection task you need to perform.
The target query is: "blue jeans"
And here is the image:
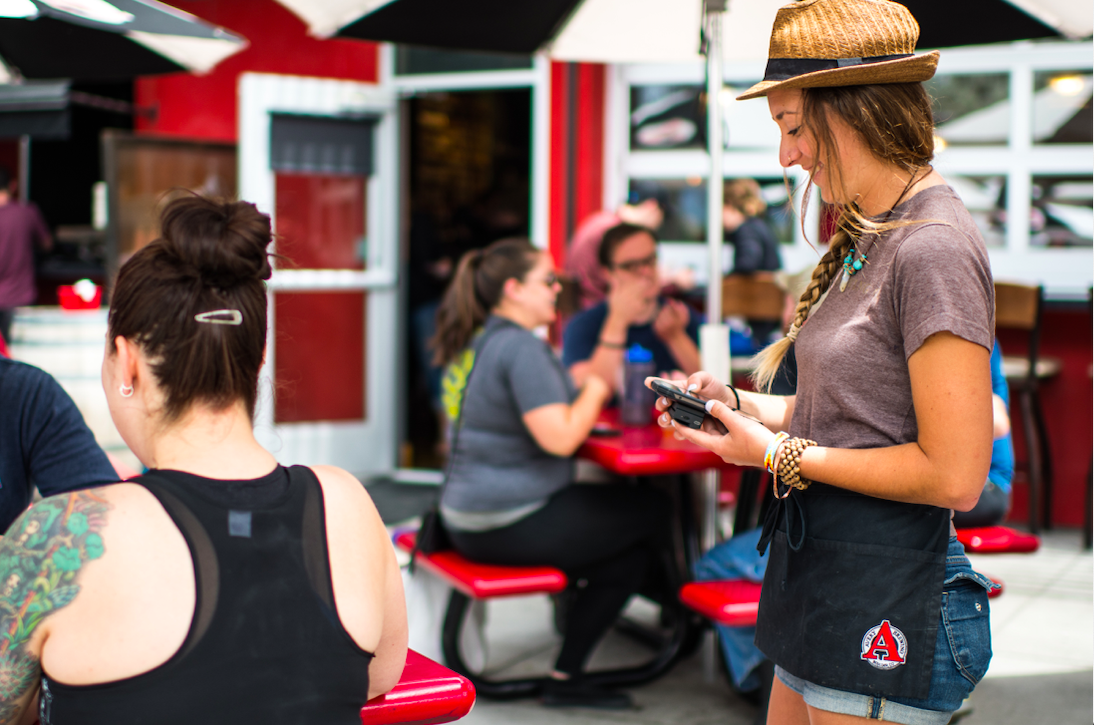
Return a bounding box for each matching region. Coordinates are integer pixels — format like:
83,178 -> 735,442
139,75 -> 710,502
693,527 -> 767,691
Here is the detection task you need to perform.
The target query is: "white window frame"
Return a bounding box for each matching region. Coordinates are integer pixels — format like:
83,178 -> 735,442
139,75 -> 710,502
610,41 -> 1094,297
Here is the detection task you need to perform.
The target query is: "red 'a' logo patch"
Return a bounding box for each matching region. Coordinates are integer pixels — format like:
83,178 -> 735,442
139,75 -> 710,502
860,619 -> 908,670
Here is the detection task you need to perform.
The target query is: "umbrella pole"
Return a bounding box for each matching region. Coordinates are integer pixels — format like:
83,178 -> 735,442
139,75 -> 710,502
698,0 -> 728,595
699,4 -> 729,388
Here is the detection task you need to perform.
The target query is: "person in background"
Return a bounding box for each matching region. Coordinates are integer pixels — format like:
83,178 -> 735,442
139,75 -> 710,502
0,356 -> 119,533
0,166 -> 52,345
723,178 -> 781,278
432,238 -> 668,710
0,195 -> 407,723
564,192 -> 664,309
954,341 -> 1014,527
563,223 -> 701,390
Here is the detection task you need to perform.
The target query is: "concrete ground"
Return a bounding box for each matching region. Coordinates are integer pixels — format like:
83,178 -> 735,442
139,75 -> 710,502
370,481 -> 1093,725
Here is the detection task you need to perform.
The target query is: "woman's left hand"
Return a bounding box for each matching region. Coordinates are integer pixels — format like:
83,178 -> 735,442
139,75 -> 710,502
658,397 -> 774,468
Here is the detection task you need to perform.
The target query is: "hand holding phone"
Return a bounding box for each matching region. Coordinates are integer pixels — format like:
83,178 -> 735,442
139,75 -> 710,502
648,378 -> 709,430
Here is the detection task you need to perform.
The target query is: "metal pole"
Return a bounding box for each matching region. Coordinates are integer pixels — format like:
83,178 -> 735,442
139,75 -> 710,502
698,4 -> 729,384
699,2 -> 729,685
705,8 -> 724,333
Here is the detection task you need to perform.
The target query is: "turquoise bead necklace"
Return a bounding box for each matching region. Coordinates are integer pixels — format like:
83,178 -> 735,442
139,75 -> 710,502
839,242 -> 868,291
837,168 -> 923,292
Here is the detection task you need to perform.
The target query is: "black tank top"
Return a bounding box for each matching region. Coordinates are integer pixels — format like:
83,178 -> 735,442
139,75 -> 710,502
40,465 -> 375,724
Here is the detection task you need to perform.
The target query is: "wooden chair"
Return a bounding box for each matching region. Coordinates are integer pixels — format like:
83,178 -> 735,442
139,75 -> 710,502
721,275 -> 784,323
556,273 -> 581,321
995,282 -> 1062,533
722,275 -> 786,385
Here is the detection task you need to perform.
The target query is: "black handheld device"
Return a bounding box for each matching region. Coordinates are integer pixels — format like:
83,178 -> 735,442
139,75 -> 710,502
649,378 -> 708,429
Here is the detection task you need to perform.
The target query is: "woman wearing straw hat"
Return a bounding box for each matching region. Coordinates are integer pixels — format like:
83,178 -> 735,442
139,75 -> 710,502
652,1 -> 996,722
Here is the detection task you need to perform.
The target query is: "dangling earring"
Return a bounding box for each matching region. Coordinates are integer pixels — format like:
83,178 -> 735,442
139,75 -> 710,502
119,384 -> 134,398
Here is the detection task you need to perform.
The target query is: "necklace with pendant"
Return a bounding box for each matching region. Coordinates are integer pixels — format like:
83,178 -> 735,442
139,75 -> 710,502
838,168 -> 924,293
839,241 -> 867,292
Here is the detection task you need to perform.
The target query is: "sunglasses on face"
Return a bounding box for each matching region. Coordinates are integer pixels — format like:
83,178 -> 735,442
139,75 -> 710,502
533,272 -> 559,287
612,253 -> 658,274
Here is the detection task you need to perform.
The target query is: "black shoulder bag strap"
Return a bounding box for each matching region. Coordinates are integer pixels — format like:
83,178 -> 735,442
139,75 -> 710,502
410,321 -> 505,570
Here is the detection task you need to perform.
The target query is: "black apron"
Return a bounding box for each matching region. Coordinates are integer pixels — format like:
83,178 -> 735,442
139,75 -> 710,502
755,482 -> 949,699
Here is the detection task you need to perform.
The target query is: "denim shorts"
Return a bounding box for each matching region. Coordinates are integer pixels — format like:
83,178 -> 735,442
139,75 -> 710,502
775,537 -> 994,724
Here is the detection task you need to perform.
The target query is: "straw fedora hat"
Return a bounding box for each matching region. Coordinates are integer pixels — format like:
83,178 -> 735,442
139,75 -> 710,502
737,0 -> 939,101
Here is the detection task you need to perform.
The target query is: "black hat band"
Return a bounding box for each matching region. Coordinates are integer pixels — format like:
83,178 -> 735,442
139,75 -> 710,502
763,54 -> 913,82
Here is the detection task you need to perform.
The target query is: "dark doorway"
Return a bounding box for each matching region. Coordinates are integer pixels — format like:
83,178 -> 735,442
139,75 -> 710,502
404,88 -> 532,468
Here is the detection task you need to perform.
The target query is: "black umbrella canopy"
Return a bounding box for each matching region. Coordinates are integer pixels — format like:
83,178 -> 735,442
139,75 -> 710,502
336,0 -> 1072,54
0,0 -> 245,81
337,0 -> 580,54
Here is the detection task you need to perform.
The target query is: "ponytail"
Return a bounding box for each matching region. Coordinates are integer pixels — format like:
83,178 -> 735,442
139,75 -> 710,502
431,238 -> 538,366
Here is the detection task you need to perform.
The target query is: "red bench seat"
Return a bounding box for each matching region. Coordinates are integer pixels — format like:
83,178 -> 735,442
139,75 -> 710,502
678,580 -> 762,627
360,649 -> 475,725
957,526 -> 1040,554
394,531 -> 568,599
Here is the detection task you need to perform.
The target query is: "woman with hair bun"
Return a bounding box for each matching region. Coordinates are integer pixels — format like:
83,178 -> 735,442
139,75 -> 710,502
432,237 -> 668,710
0,194 -> 407,723
654,1 -> 996,723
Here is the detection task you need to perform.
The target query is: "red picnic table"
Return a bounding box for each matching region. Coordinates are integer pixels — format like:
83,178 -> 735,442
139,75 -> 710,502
576,408 -> 735,477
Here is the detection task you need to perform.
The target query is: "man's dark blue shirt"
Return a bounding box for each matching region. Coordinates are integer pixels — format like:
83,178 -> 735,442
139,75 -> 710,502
0,357 -> 117,532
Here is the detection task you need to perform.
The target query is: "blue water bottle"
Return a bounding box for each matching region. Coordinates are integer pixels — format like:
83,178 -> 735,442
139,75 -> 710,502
621,344 -> 655,426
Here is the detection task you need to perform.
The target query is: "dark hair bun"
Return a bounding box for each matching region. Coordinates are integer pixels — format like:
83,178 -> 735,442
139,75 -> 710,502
158,195 -> 273,287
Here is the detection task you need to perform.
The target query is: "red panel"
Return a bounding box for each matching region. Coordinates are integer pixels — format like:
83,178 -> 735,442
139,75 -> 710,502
573,63 -> 605,242
394,532 -> 568,599
998,306 -> 1092,527
360,650 -> 476,725
275,174 -> 366,270
548,61 -> 571,267
135,0 -> 379,141
274,292 -> 366,423
679,580 -> 762,627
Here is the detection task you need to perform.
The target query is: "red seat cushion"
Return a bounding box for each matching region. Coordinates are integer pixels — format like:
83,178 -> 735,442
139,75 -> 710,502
361,649 -> 475,725
987,577 -> 1004,599
395,531 -> 567,599
679,580 -> 762,627
956,526 -> 1040,554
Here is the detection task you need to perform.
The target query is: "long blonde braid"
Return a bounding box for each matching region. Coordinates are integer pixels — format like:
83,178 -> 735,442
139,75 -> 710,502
750,221 -> 854,392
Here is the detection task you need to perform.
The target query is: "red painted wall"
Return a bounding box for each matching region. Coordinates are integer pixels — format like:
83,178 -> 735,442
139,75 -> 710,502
548,61 -> 605,267
135,0 -> 378,141
1000,306 -> 1093,528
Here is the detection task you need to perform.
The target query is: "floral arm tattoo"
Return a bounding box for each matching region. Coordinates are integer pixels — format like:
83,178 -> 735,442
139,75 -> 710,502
0,490 -> 110,723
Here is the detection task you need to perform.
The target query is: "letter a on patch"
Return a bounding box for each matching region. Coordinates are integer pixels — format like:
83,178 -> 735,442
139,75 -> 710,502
860,619 -> 908,670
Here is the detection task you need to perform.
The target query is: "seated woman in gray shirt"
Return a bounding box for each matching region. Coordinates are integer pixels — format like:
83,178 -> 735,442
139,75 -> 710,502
432,238 -> 668,710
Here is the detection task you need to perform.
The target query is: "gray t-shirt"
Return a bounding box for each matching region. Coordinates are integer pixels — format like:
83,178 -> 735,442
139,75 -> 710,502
441,316 -> 576,519
791,184 -> 994,450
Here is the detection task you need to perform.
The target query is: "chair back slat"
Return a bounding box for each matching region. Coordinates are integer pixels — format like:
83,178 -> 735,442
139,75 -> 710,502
722,276 -> 784,322
556,274 -> 581,320
994,282 -> 1040,330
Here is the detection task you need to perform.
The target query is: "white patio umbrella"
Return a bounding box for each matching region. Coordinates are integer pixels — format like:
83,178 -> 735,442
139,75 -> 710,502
276,0 -> 1092,378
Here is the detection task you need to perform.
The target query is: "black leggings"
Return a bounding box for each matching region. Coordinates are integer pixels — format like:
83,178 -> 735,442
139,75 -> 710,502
446,483 -> 670,676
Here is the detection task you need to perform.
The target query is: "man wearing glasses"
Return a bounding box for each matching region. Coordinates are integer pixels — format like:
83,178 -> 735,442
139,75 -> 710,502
563,223 -> 701,391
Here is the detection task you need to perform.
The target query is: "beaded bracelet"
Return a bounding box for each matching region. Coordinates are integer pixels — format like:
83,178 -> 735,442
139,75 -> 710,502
763,432 -> 790,475
774,437 -> 818,499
